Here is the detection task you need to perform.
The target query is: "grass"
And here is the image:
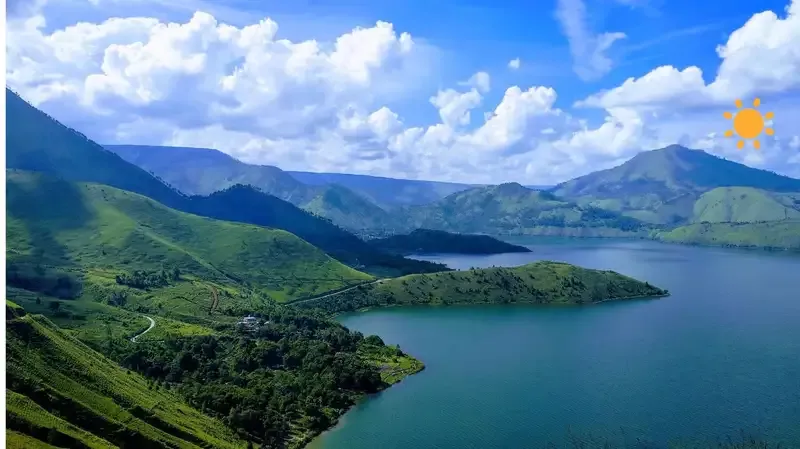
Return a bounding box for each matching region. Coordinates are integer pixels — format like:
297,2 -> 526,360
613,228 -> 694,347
295,261 -> 669,314
6,313 -> 249,449
657,220 -> 800,250
7,170 -> 372,302
690,187 -> 800,224
360,345 -> 426,384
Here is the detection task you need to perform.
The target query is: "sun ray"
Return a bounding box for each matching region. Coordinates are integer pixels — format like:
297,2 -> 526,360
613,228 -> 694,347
753,98 -> 761,107
765,112 -> 775,119
735,99 -> 743,109
765,128 -> 775,136
737,140 -> 745,149
754,140 -> 761,150
723,111 -> 733,119
724,130 -> 734,137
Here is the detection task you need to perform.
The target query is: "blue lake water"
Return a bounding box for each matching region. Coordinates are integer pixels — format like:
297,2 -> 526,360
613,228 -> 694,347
310,239 -> 800,448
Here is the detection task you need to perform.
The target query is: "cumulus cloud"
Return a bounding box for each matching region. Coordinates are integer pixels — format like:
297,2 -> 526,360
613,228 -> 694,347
578,0 -> 800,110
6,0 -> 800,184
508,58 -> 521,70
555,0 -> 627,81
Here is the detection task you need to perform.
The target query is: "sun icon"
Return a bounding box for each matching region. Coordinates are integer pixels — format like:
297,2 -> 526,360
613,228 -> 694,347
723,98 -> 774,150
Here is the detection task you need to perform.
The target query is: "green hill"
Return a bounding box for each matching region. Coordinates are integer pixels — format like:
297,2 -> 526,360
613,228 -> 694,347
295,261 -> 669,313
552,145 -> 800,224
657,220 -> 800,250
301,184 -> 395,232
107,145 -> 395,232
370,229 -> 531,255
6,89 -> 444,277
398,182 -> 648,237
7,170 -> 371,303
6,312 -> 247,449
690,187 -> 800,223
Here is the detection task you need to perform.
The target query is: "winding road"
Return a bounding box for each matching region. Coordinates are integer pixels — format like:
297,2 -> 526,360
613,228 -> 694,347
289,279 -> 388,306
130,316 -> 155,343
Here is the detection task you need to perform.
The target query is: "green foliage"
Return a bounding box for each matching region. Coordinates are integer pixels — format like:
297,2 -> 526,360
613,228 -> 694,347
6,312 -> 248,449
116,268 -> 179,290
111,301 -> 422,448
6,262 -> 83,299
296,261 -> 669,314
370,228 -> 532,255
395,182 -> 650,237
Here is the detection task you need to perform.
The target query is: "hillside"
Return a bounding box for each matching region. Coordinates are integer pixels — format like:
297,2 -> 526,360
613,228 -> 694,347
690,187 -> 800,223
6,89 -> 444,276
288,170 -> 475,209
107,145 -> 394,232
7,170 -> 371,302
398,182 -> 649,237
295,261 -> 668,313
552,145 -> 800,224
6,311 -> 247,449
108,144 -> 315,203
657,220 -> 800,250
301,184 -> 396,232
370,229 -> 532,255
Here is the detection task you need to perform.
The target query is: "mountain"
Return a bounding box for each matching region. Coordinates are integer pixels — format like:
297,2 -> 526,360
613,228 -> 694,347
7,170 -> 371,303
287,170 -> 476,209
295,261 -> 669,314
398,182 -> 648,237
552,145 -> 800,224
302,184 -> 396,232
6,309 -> 248,449
6,89 -> 444,276
370,229 -> 532,255
108,144 -> 315,203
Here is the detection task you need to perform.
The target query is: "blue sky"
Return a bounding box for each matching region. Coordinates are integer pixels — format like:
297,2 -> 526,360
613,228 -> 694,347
8,0 -> 800,183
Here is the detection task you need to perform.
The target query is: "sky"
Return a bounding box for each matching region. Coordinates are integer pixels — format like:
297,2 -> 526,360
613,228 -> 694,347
6,0 -> 800,184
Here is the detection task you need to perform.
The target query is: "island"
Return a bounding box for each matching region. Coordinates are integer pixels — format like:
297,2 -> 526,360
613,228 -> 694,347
369,228 -> 532,255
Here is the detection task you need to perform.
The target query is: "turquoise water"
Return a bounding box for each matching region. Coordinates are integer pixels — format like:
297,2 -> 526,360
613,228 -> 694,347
311,240 -> 800,448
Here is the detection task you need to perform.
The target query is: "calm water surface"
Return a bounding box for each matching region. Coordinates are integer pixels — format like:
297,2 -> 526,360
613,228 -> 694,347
310,239 -> 800,448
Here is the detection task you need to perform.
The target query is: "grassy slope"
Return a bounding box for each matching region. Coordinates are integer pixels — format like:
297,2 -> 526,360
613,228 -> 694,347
553,145 -> 800,225
7,170 -> 371,302
6,313 -> 247,449
301,184 -> 395,232
690,187 -> 800,223
400,183 -> 649,237
657,220 -> 800,250
369,228 -> 532,255
295,261 -> 668,313
108,145 -> 395,232
6,90 -> 444,277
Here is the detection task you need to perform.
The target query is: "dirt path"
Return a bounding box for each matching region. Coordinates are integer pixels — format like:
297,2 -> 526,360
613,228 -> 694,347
208,285 -> 219,314
130,316 -> 155,343
289,279 -> 388,306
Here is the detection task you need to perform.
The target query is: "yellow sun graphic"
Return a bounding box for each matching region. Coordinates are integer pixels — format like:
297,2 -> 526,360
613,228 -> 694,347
723,98 -> 774,150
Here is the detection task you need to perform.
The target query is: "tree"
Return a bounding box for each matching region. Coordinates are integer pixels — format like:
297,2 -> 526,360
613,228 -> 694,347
48,301 -> 61,312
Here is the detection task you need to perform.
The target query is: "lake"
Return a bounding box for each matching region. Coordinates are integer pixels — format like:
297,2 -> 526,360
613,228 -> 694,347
309,239 -> 800,448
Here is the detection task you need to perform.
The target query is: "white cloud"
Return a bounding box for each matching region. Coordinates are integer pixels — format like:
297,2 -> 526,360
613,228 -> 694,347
555,0 -> 627,81
508,58 -> 521,70
579,0 -> 800,110
6,0 -> 800,185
